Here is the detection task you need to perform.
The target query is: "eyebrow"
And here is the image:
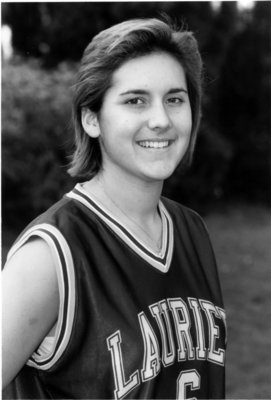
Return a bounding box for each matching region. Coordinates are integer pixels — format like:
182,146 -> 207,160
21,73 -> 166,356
119,88 -> 188,96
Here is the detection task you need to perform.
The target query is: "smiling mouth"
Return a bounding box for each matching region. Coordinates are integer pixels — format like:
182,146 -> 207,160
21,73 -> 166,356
137,140 -> 171,149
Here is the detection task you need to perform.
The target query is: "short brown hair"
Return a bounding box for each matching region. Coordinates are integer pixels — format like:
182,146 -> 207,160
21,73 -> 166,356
68,17 -> 203,179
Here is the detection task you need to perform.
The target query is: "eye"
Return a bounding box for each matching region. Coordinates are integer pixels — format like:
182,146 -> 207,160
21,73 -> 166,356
167,97 -> 184,104
126,97 -> 145,105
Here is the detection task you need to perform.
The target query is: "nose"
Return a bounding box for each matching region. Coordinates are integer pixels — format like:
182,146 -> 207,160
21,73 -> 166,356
147,101 -> 172,132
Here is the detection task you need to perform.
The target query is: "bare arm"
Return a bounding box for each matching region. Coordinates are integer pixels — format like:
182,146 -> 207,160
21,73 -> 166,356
2,238 -> 59,389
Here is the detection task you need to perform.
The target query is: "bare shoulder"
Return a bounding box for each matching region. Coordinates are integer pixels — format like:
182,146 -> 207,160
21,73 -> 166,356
3,237 -> 59,281
2,238 -> 59,388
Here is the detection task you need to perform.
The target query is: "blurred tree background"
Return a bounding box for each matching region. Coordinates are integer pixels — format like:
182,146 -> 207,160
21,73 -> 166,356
2,1 -> 271,232
2,2 -> 271,398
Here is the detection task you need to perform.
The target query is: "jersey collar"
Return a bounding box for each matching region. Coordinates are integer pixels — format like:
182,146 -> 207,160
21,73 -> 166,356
67,183 -> 174,273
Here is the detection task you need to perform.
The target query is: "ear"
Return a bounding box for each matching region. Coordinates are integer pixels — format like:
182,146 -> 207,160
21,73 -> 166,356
81,107 -> 101,138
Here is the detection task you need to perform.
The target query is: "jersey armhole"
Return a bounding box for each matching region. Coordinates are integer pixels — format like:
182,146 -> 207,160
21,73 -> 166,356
7,223 -> 76,370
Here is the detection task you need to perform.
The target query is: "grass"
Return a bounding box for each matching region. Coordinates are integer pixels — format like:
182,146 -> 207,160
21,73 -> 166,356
206,205 -> 271,399
2,204 -> 271,398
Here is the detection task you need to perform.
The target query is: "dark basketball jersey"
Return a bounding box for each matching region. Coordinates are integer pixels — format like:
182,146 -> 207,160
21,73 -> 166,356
3,183 -> 226,399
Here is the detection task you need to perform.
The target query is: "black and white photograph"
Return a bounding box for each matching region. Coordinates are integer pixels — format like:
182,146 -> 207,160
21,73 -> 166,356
2,1 -> 271,399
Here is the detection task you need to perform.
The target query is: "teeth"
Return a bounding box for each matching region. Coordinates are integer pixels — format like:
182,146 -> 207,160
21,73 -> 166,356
138,140 -> 169,148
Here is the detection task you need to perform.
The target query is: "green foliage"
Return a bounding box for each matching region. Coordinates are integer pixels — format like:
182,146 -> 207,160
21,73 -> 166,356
217,2 -> 271,204
2,2 -> 216,66
2,59 -> 76,229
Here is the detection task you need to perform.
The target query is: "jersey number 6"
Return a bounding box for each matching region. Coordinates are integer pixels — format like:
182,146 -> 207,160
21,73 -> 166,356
176,369 -> 201,400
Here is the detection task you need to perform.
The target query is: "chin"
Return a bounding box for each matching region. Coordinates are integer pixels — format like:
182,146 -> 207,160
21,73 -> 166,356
144,167 -> 177,182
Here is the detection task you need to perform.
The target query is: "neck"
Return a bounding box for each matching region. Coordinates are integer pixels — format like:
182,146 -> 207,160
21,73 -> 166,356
91,169 -> 164,222
83,168 -> 165,253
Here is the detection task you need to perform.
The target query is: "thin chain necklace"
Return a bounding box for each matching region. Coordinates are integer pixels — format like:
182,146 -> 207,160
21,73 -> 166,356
101,185 -> 163,254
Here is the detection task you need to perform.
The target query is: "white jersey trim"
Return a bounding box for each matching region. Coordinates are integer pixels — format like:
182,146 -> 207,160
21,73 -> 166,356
7,223 -> 76,370
67,184 -> 174,273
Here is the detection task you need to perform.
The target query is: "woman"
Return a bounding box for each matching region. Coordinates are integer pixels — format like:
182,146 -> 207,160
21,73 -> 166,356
2,17 -> 226,399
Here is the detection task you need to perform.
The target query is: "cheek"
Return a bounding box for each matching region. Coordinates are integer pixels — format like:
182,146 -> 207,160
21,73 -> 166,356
182,105 -> 193,134
100,113 -> 138,144
98,119 -> 128,157
175,110 -> 192,137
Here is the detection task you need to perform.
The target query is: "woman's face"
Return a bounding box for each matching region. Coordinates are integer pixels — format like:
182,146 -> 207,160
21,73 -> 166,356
94,51 -> 192,184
